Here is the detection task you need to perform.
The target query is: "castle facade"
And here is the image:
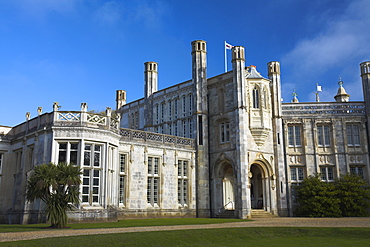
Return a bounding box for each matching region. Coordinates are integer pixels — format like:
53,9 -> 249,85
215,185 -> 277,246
0,40 -> 369,223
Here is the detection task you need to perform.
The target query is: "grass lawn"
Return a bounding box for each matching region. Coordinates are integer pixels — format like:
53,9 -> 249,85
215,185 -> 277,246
1,227 -> 369,247
0,218 -> 249,233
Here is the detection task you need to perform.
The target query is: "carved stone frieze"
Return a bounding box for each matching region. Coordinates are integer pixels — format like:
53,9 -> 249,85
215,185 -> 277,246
289,155 -> 303,164
349,155 -> 364,164
318,155 -> 334,164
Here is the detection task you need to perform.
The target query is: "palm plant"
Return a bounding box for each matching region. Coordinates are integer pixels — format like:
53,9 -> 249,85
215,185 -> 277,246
26,163 -> 82,228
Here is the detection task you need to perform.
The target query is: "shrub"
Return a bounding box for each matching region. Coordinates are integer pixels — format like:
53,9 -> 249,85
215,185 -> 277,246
295,173 -> 370,217
335,174 -> 370,217
295,175 -> 341,217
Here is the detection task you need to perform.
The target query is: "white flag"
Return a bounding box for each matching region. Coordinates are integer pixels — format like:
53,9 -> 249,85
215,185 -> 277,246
225,42 -> 234,50
317,85 -> 322,92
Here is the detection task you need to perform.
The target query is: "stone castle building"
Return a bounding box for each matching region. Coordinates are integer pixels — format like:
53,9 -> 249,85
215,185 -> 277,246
0,40 -> 369,223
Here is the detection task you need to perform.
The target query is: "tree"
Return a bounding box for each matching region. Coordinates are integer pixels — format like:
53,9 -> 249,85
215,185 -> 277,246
295,175 -> 341,217
335,174 -> 370,217
26,163 -> 82,228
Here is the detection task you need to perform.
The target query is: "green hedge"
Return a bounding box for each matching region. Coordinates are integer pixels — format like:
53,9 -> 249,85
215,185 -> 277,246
294,174 -> 370,217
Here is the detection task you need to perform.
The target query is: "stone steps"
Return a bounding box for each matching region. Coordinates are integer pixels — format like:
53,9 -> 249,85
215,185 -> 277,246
251,209 -> 278,218
216,210 -> 236,218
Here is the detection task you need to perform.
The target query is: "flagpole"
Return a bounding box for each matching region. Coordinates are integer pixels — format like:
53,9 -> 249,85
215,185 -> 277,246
224,41 -> 227,73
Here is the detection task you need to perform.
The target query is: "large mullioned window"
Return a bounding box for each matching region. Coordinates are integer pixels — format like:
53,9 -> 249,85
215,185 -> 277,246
290,166 -> 304,203
288,126 -> 301,147
290,167 -> 304,182
82,144 -> 102,205
350,166 -> 364,179
317,125 -> 331,146
178,160 -> 189,206
347,124 -> 360,146
147,157 -> 160,206
320,166 -> 334,182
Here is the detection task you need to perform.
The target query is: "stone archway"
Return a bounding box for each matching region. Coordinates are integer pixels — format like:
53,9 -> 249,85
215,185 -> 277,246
250,164 -> 264,209
211,158 -> 236,215
222,165 -> 235,210
249,155 -> 275,213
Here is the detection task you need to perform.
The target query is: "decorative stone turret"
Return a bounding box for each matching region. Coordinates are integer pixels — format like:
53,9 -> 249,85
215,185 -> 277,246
292,90 -> 299,103
361,61 -> 370,114
268,61 -> 282,117
144,62 -> 158,98
232,46 -> 246,108
267,61 -> 288,216
116,90 -> 126,110
231,45 -> 250,218
334,79 -> 350,102
191,40 -> 210,218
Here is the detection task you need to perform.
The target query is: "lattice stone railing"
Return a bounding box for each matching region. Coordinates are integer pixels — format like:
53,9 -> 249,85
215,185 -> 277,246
110,118 -> 119,129
54,110 -> 120,132
282,102 -> 365,116
119,128 -> 194,147
87,114 -> 106,125
57,112 -> 81,121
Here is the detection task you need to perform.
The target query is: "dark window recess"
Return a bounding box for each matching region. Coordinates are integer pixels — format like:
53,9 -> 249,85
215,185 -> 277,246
198,115 -> 203,145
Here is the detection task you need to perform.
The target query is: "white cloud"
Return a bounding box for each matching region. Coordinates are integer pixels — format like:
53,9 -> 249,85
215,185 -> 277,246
281,0 -> 370,102
132,1 -> 168,29
92,1 -> 168,28
94,1 -> 123,25
12,0 -> 79,18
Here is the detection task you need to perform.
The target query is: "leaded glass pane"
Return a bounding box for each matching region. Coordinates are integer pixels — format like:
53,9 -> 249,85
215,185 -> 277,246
148,158 -> 152,174
82,195 -> 88,202
94,152 -> 100,167
320,167 -> 326,180
327,167 -> 333,180
295,126 -> 301,146
358,167 -> 364,178
153,178 -> 158,203
324,126 -> 330,146
70,150 -> 78,165
353,125 -> 360,145
183,180 -> 188,204
120,154 -> 126,173
119,176 -> 125,204
178,161 -> 182,176
347,125 -> 353,145
59,150 -> 66,163
59,143 -> 67,149
288,126 -> 294,146
147,178 -> 151,203
290,167 -> 297,181
298,167 -> 304,180
154,158 -> 159,175
318,126 -> 323,146
84,151 -> 90,166
178,180 -> 181,204
183,161 -> 188,177
82,187 -> 89,194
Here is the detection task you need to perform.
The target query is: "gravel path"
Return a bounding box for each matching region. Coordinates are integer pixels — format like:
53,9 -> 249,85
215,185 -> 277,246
1,217 -> 370,243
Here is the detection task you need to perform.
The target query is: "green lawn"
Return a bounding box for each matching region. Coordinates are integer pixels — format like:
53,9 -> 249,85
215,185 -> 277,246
0,218 -> 249,233
1,227 -> 370,247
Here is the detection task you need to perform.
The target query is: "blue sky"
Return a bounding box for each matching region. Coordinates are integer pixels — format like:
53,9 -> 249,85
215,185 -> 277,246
1,0 -> 369,126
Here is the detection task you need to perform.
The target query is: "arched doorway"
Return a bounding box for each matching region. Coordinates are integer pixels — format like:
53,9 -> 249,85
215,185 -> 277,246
222,166 -> 235,210
250,164 -> 264,209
